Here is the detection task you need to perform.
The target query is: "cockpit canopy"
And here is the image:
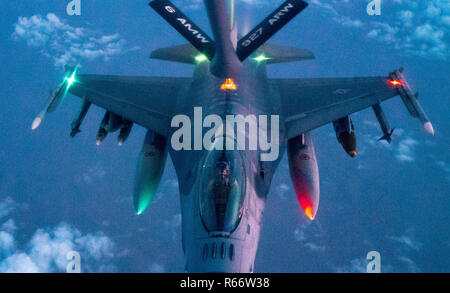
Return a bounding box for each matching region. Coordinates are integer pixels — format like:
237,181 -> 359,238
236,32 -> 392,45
199,150 -> 246,233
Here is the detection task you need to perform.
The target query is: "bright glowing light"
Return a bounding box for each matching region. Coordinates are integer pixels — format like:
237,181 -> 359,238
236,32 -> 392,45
298,196 -> 315,220
389,80 -> 403,87
304,206 -> 314,220
66,71 -> 77,88
349,150 -> 357,158
253,54 -> 270,62
195,54 -> 208,63
220,78 -> 237,90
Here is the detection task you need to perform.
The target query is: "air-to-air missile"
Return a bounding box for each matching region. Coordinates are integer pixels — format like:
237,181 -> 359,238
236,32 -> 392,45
134,130 -> 168,215
333,116 -> 357,158
71,99 -> 92,137
288,133 -> 320,220
372,102 -> 395,143
389,67 -> 434,135
32,66 -> 78,130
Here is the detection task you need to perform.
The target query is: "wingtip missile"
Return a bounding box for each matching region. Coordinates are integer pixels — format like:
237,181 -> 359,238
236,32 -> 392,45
390,68 -> 434,137
31,115 -> 44,130
424,122 -> 435,136
32,65 -> 80,131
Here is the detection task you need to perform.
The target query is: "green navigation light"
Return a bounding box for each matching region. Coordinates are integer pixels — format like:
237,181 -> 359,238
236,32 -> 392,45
195,54 -> 208,63
253,54 -> 270,62
135,189 -> 154,216
66,72 -> 76,88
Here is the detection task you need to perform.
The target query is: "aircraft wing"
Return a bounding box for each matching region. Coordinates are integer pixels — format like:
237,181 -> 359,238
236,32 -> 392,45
271,76 -> 399,139
68,74 -> 191,136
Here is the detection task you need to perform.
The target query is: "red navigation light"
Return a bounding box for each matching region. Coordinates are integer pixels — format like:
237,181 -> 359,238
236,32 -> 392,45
221,78 -> 237,90
389,80 -> 403,87
298,196 -> 315,221
304,206 -> 314,220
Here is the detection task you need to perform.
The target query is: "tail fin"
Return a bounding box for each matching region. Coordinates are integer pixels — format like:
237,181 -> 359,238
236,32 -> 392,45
259,43 -> 314,64
236,0 -> 308,61
150,44 -> 200,64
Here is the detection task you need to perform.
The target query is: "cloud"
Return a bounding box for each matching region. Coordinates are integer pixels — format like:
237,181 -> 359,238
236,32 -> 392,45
395,137 -> 418,162
1,219 -> 17,233
12,13 -> 138,68
0,198 -> 15,219
0,198 -> 116,273
149,262 -> 165,273
0,223 -> 116,273
389,234 -> 422,251
164,214 -> 182,241
293,222 -> 325,252
75,164 -> 106,185
398,256 -> 421,273
388,231 -> 422,272
311,0 -> 449,60
335,257 -> 367,273
436,160 -> 450,180
369,1 -> 449,59
303,242 -> 326,252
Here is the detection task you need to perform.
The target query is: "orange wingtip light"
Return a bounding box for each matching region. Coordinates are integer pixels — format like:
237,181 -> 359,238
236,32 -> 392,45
221,78 -> 237,90
389,80 -> 403,87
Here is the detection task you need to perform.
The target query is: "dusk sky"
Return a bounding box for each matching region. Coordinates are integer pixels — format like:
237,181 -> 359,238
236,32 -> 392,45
0,0 -> 449,273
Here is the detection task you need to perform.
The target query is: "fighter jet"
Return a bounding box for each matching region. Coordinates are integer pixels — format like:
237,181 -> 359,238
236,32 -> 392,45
32,0 -> 434,272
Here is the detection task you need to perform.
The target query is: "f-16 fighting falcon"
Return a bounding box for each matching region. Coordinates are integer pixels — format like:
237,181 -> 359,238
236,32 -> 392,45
32,0 -> 434,273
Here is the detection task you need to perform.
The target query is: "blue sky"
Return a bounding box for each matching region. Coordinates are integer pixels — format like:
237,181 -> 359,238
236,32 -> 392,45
0,0 -> 449,272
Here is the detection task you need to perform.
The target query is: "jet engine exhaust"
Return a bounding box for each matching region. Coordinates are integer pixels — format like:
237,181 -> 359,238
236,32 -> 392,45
288,133 -> 320,220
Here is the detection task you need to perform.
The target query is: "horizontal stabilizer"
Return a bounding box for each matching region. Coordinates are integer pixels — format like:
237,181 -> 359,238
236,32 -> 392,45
149,0 -> 216,59
236,0 -> 308,61
259,43 -> 315,64
151,44 -> 201,64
